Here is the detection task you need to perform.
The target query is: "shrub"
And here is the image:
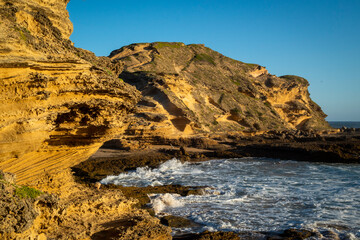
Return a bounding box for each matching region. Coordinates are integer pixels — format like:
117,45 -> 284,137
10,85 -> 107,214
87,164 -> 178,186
15,186 -> 43,199
230,108 -> 241,115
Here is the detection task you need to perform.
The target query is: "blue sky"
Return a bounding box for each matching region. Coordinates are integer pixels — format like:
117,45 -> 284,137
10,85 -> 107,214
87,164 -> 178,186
67,0 -> 360,121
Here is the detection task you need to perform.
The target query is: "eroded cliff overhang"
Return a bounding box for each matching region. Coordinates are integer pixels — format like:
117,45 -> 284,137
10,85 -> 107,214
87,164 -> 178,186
0,0 -> 140,183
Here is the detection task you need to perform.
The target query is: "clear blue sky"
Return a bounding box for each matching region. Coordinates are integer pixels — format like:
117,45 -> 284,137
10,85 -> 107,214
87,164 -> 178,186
67,0 -> 360,121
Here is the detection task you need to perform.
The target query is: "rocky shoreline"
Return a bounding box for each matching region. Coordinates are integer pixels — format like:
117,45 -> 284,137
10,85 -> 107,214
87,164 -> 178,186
68,130 -> 360,240
1,130 -> 359,239
73,130 -> 360,184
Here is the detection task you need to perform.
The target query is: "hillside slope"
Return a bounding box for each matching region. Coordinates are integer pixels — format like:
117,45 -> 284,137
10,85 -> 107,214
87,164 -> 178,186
110,42 -> 330,139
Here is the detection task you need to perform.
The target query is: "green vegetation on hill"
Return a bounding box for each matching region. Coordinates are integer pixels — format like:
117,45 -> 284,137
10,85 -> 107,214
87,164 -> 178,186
15,185 -> 43,199
154,42 -> 184,49
194,53 -> 216,65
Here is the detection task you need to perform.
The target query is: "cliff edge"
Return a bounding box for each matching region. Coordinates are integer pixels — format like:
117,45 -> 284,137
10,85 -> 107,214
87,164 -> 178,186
0,0 -> 140,184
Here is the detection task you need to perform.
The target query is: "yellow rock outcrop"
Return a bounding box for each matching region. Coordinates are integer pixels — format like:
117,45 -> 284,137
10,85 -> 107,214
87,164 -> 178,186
1,169 -> 171,240
0,0 -> 140,184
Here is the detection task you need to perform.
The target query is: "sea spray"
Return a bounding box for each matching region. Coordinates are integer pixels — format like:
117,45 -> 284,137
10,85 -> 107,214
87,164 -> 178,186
149,193 -> 184,214
100,158 -> 195,187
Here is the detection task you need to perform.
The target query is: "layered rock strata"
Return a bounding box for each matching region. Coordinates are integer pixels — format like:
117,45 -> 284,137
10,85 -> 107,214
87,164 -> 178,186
0,0 -> 140,184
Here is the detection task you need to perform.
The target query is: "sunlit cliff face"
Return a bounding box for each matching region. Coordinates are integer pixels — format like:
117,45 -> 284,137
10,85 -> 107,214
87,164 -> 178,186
0,0 -> 140,184
110,42 -> 330,138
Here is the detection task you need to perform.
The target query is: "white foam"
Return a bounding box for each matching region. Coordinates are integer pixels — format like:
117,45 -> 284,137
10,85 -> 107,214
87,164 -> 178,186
158,158 -> 188,171
100,158 -> 360,238
150,193 -> 184,214
100,158 -> 188,186
151,180 -> 163,186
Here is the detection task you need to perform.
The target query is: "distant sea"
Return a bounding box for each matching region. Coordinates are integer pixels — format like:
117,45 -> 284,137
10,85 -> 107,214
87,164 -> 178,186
328,121 -> 360,128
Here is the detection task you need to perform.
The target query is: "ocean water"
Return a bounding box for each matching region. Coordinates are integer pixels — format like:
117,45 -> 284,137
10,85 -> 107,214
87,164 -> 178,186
101,158 -> 360,239
328,121 -> 360,129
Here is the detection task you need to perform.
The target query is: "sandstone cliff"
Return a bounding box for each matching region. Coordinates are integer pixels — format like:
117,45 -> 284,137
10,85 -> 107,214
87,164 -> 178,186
109,42 -> 330,140
0,2 -> 172,239
0,0 -> 140,184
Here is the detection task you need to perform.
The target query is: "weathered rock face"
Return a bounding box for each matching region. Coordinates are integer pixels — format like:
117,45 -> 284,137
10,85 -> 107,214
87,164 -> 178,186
110,42 -> 330,139
0,169 -> 171,240
0,0 -> 140,184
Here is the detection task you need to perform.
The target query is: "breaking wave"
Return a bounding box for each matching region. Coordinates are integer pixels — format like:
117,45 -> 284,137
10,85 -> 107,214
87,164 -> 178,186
101,158 -> 360,238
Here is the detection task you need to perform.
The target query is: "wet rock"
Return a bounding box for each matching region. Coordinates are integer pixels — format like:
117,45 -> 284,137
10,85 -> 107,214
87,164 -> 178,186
91,216 -> 171,240
160,215 -> 194,228
173,230 -> 240,240
321,230 -> 340,240
103,184 -> 206,209
72,150 -> 172,183
267,229 -> 317,240
180,146 -> 187,155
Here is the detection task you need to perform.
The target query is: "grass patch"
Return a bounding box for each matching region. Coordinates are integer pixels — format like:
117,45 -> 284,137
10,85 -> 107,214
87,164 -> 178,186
194,54 -> 216,65
245,63 -> 258,68
154,42 -> 184,49
15,186 -> 43,199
